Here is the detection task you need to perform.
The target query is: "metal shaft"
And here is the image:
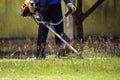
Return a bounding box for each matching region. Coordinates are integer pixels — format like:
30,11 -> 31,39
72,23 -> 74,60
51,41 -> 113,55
32,9 -> 80,56
45,24 -> 80,56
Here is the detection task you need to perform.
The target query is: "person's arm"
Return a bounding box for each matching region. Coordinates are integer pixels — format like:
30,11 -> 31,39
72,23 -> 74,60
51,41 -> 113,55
29,0 -> 38,13
64,0 -> 76,13
64,0 -> 71,4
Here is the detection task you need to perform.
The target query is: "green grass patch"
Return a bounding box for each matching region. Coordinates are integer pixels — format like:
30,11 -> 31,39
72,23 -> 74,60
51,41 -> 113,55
0,58 -> 120,80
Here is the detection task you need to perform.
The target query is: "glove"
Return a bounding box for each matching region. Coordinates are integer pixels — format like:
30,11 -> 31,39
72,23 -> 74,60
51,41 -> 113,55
36,16 -> 41,21
67,3 -> 76,13
35,12 -> 43,22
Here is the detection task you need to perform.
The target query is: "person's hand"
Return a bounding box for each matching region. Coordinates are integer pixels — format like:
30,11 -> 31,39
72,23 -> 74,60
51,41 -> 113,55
67,3 -> 76,13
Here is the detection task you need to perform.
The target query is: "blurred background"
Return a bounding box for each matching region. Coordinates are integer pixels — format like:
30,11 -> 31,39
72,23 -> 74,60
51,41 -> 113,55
0,0 -> 120,38
0,0 -> 37,38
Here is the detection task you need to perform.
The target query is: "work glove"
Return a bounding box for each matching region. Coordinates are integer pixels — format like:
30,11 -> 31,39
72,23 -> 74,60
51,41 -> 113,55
34,11 -> 43,22
67,3 -> 76,13
35,15 -> 41,21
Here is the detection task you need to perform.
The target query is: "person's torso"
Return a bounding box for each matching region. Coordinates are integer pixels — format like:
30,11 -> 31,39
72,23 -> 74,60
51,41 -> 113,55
40,0 -> 71,5
40,0 -> 61,6
47,0 -> 61,5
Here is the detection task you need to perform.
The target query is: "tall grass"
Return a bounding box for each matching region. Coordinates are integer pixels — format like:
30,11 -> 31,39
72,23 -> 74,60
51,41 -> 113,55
0,34 -> 119,58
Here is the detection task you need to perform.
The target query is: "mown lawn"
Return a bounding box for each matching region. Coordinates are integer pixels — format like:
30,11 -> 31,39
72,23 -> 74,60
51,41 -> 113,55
0,58 -> 120,80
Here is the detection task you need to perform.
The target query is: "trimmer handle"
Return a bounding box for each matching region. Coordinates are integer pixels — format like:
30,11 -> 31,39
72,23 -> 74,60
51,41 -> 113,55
65,8 -> 72,17
33,8 -> 73,26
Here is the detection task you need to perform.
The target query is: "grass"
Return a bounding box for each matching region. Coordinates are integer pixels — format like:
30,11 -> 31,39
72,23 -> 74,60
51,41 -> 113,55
0,34 -> 119,80
0,58 -> 120,80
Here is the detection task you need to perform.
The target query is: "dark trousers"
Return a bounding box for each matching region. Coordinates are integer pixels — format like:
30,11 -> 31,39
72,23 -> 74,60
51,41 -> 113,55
36,3 -> 64,57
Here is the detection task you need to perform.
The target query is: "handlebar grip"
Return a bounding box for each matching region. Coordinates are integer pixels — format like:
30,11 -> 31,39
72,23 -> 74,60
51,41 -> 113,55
65,8 -> 72,17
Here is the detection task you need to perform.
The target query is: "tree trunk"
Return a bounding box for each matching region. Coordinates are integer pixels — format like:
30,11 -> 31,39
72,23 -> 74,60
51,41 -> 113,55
73,0 -> 84,41
74,0 -> 104,42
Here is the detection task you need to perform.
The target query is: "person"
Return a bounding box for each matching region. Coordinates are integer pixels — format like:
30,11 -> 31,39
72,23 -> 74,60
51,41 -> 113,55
29,0 -> 76,59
